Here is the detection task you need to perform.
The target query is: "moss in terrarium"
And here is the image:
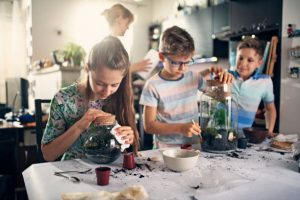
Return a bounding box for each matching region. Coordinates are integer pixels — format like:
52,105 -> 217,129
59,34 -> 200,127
204,127 -> 219,137
214,108 -> 226,127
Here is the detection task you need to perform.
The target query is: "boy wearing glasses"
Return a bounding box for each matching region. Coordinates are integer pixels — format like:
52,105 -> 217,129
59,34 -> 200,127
139,26 -> 233,148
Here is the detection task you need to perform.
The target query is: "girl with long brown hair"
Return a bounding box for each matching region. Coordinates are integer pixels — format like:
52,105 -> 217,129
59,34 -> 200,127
41,36 -> 139,161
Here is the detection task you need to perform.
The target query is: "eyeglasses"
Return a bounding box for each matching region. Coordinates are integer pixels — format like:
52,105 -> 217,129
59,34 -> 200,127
164,55 -> 194,68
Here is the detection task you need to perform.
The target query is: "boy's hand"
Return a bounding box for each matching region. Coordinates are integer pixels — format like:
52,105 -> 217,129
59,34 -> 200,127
210,66 -> 233,84
180,122 -> 201,137
218,71 -> 233,84
267,132 -> 276,138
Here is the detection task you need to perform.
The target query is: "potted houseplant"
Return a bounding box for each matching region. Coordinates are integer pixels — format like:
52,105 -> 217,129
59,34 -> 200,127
63,43 -> 86,67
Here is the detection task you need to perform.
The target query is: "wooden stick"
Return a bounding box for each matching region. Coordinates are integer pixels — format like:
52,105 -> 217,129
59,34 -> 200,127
266,37 -> 274,75
268,36 -> 279,77
192,119 -> 203,143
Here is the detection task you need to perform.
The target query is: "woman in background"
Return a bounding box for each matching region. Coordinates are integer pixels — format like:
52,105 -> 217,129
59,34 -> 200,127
102,3 -> 152,74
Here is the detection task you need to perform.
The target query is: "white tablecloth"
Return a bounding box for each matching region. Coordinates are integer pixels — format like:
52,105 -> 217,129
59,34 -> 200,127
23,146 -> 300,200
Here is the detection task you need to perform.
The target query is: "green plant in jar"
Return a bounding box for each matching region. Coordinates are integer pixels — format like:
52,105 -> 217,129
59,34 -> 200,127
199,81 -> 238,153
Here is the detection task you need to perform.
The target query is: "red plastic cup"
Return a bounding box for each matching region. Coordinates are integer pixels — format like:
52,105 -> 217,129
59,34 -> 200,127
123,153 -> 136,170
180,144 -> 192,150
95,167 -> 111,186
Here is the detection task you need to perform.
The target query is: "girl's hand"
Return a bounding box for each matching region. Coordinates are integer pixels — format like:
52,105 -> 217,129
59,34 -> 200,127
180,123 -> 201,137
115,126 -> 135,144
76,108 -> 111,132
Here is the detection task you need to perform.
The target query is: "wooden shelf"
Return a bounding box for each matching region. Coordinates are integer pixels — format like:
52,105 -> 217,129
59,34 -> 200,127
229,27 -> 280,41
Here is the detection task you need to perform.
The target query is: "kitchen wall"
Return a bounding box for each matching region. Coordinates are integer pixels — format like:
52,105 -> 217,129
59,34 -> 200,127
0,1 -> 27,104
151,0 -> 176,23
280,0 -> 300,135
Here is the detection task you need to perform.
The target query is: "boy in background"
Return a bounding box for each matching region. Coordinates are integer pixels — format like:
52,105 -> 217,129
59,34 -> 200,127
139,26 -> 232,148
230,37 -> 276,137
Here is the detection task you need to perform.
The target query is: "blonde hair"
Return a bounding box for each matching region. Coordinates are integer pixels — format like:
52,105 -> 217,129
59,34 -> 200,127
102,4 -> 134,27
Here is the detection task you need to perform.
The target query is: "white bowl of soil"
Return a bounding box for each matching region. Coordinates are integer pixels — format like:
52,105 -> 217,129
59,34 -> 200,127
162,149 -> 199,172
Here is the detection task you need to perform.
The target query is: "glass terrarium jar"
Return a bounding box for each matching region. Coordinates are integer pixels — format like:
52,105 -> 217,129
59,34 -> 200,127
84,122 -> 121,164
199,80 -> 238,153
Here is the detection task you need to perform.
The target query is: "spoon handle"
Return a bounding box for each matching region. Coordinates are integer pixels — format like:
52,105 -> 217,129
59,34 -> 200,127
54,172 -> 80,183
55,168 -> 92,174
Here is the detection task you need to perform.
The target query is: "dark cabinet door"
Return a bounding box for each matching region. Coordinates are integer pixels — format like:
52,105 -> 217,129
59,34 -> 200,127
213,2 -> 229,34
183,7 -> 213,57
230,0 -> 282,34
162,7 -> 213,58
0,137 -> 15,175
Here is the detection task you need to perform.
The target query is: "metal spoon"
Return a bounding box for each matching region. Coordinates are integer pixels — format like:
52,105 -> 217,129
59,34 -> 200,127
54,172 -> 80,183
55,168 -> 92,174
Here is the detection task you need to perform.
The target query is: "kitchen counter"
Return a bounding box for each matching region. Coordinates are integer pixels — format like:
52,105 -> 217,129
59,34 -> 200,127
23,146 -> 300,200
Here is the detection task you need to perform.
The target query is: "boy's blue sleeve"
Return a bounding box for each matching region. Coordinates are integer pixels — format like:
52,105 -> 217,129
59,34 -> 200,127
263,78 -> 275,104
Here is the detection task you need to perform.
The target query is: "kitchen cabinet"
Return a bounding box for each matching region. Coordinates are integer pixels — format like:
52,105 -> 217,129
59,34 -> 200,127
212,2 -> 230,58
229,0 -> 282,36
160,2 -> 232,59
148,24 -> 161,51
212,2 -> 229,36
162,7 -> 213,57
185,7 -> 213,57
28,66 -> 81,108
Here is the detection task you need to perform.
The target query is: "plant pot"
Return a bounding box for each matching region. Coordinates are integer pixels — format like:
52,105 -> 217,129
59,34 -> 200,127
243,127 -> 268,144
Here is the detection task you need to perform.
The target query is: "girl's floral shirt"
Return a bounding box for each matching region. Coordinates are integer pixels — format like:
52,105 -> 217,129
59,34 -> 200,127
42,83 -> 104,160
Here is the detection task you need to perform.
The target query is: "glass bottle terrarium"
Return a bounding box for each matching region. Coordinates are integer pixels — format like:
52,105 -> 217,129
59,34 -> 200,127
199,80 -> 238,153
84,121 -> 121,164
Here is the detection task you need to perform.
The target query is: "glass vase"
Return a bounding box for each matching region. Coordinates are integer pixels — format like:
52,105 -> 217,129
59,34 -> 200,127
199,80 -> 238,153
84,123 -> 121,164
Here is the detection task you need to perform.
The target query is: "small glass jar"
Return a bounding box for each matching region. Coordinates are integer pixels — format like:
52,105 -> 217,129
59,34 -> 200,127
84,123 -> 121,164
199,80 -> 238,153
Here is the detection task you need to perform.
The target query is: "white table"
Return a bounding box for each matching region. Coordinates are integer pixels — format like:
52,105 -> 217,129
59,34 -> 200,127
23,147 -> 300,200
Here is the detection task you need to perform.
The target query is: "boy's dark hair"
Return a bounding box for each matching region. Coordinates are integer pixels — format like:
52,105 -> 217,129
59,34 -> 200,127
159,26 -> 195,56
237,37 -> 264,58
